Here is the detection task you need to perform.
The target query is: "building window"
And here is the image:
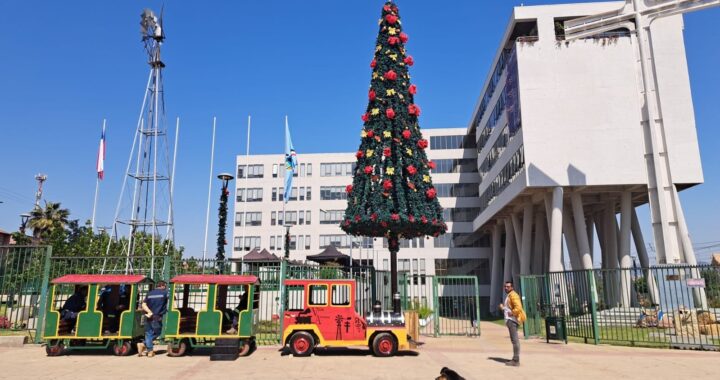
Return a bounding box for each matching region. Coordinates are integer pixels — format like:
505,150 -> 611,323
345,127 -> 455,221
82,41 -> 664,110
299,186 -> 305,201
430,159 -> 477,174
320,162 -> 355,177
306,187 -> 312,201
284,211 -> 297,225
272,164 -> 278,178
245,212 -> 261,226
383,237 -> 424,249
479,146 -> 525,213
442,208 -> 480,223
434,183 -> 479,198
320,186 -> 347,200
306,211 -> 311,225
237,188 -> 263,202
320,209 -> 344,224
434,233 -> 490,248
429,135 -> 476,150
299,211 -> 305,225
234,212 -> 243,226
242,236 -> 261,251
298,235 -> 304,250
307,163 -> 312,177
300,163 -> 306,177
305,235 -> 311,250
272,188 -> 278,202
237,164 -> 264,178
271,211 -> 276,226
289,235 -> 297,250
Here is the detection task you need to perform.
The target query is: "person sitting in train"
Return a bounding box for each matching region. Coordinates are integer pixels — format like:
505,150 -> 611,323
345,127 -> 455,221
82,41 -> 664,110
225,286 -> 249,334
61,285 -> 88,324
98,285 -> 129,334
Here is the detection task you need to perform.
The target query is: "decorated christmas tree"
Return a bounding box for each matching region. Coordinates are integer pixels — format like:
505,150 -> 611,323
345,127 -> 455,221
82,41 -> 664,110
342,1 -> 446,312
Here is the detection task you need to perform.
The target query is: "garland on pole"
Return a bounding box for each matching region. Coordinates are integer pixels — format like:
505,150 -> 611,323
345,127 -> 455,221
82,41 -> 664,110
216,186 -> 229,262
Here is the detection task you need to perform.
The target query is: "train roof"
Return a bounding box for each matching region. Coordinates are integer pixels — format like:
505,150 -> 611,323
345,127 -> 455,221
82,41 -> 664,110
284,279 -> 356,286
170,274 -> 259,285
51,274 -> 151,284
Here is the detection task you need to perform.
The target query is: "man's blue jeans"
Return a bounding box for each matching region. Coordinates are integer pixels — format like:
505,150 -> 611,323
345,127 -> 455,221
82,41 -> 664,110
144,318 -> 162,351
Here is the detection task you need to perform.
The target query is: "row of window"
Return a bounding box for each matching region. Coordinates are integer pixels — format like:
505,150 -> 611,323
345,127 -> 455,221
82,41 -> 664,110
320,209 -> 345,224
473,47 -> 513,130
270,235 -> 312,251
320,235 -> 374,249
236,188 -> 263,202
479,124 -> 511,180
271,211 -> 311,226
479,146 -> 525,213
430,159 -> 477,174
237,163 -> 316,179
429,135 -> 477,150
271,187 -> 312,202
320,162 -> 355,177
434,183 -> 479,198
476,49 -> 521,153
235,212 -> 262,226
319,186 -> 348,201
442,208 -> 481,223
433,233 -> 490,248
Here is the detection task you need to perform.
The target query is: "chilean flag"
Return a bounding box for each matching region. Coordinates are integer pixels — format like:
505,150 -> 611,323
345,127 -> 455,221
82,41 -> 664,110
96,124 -> 106,180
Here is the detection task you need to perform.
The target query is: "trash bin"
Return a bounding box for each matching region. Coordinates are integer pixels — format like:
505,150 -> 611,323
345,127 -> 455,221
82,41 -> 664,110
544,304 -> 567,344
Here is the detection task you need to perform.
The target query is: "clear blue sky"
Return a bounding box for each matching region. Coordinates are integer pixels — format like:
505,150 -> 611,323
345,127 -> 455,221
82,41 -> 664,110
1,1 -> 718,260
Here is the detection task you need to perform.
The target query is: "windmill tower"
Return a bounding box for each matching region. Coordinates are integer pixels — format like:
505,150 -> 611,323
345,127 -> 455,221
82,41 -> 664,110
107,8 -> 175,276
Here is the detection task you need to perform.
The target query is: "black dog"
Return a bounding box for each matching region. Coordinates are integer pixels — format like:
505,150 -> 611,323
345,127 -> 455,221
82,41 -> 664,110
435,367 -> 465,380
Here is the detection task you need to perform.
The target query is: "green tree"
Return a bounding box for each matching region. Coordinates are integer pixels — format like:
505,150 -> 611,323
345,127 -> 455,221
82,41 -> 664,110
27,201 -> 70,238
342,2 -> 446,312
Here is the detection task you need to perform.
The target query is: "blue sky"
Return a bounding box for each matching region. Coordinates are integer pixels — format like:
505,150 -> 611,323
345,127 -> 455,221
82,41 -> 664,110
0,1 -> 718,260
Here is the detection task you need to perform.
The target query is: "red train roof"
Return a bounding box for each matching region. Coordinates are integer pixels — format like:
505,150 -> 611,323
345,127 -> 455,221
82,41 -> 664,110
51,274 -> 150,284
284,279 -> 356,286
170,274 -> 259,285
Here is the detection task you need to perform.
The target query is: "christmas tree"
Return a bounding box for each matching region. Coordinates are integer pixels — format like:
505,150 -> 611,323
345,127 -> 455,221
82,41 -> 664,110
342,1 -> 446,312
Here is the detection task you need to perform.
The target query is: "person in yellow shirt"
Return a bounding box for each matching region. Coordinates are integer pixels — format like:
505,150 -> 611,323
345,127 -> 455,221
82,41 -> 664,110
498,281 -> 526,367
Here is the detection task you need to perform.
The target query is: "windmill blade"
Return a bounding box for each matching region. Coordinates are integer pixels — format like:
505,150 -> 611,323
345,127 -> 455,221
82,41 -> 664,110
158,5 -> 165,39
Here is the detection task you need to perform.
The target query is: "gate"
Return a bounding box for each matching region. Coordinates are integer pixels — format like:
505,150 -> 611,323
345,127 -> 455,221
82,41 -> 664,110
432,275 -> 480,336
519,275 -> 547,338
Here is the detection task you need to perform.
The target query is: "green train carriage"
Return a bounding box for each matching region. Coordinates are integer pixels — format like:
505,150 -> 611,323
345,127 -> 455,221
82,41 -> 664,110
164,274 -> 260,357
42,274 -> 153,356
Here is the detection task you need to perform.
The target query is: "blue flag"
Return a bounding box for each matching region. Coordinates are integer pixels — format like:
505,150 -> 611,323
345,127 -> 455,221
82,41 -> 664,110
283,117 -> 297,204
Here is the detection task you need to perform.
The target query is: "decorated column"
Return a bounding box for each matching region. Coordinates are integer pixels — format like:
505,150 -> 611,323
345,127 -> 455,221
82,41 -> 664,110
342,1 -> 446,313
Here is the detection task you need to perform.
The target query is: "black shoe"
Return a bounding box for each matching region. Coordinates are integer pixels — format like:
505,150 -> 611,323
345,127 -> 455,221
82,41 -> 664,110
505,360 -> 520,367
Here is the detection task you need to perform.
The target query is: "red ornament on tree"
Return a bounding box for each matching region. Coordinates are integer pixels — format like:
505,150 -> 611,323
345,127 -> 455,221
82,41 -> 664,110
371,212 -> 378,221
384,70 -> 397,80
388,36 -> 400,45
369,89 -> 376,101
354,215 -> 361,222
345,184 -> 353,194
417,139 -> 429,149
382,179 -> 393,191
364,165 -> 373,174
344,220 -> 351,227
408,104 -> 421,116
426,188 -> 437,199
409,84 -> 417,94
404,56 -> 414,66
428,160 -> 436,169
356,150 -> 364,159
406,165 -> 417,175
421,215 -> 428,224
399,32 -> 409,43
391,213 -> 400,221
367,130 -> 374,138
370,58 -> 377,68
361,113 -> 369,122
402,129 -> 411,139
408,215 -> 415,223
383,147 -> 391,157
385,14 -> 398,24
383,4 -> 392,12
386,108 -> 396,119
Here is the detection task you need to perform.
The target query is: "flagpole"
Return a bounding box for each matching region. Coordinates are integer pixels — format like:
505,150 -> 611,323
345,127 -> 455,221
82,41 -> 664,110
91,119 -> 106,232
202,117 -> 217,265
240,115 -> 251,272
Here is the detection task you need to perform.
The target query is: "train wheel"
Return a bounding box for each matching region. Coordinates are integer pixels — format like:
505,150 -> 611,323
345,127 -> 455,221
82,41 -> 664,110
112,340 -> 133,356
167,340 -> 188,357
372,333 -> 397,357
45,340 -> 64,357
289,331 -> 314,357
238,340 -> 252,357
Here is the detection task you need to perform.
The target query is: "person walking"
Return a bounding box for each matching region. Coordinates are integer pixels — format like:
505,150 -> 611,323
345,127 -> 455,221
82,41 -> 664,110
499,281 -> 526,367
137,281 -> 168,357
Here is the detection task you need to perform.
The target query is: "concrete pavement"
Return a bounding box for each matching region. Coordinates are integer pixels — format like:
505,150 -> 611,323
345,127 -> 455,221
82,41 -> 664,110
0,322 -> 716,379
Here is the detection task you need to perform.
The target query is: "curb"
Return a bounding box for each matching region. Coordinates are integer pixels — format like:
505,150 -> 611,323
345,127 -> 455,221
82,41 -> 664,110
0,336 -> 28,348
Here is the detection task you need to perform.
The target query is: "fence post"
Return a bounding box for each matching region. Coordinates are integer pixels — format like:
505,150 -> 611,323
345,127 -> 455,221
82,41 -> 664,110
162,255 -> 171,281
34,246 -> 53,344
520,275 -> 529,339
432,276 -> 439,338
587,270 -> 600,345
473,275 -> 481,337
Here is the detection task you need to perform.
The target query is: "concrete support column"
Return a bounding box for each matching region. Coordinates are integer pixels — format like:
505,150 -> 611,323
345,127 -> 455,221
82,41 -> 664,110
562,206 -> 582,271
605,201 -> 620,307
586,216 -> 595,265
549,187 -> 565,273
571,192 -> 593,270
520,203 -> 534,275
510,213 -> 522,285
631,207 -> 660,304
503,218 -> 515,283
490,223 -> 504,313
532,211 -> 546,274
671,189 -> 707,308
619,191 -> 633,307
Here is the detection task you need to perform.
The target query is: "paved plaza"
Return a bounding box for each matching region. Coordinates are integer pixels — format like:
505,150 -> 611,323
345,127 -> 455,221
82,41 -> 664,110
0,322 -> 717,380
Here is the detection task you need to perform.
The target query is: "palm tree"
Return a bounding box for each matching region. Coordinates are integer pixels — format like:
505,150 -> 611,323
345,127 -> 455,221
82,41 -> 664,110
27,201 -> 70,237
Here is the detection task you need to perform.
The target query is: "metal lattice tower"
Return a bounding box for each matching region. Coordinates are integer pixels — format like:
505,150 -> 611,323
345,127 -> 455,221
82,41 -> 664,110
107,8 -> 175,275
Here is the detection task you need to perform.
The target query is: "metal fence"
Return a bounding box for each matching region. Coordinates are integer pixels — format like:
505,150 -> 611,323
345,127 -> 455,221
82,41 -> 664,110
521,265 -> 720,350
0,245 -> 482,344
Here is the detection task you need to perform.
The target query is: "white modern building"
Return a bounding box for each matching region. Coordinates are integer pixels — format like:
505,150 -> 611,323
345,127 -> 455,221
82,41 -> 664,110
469,1 -> 703,309
232,128 -> 493,313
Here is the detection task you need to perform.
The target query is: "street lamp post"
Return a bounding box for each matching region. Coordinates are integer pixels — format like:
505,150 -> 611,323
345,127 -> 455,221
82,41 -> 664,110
216,172 -> 234,273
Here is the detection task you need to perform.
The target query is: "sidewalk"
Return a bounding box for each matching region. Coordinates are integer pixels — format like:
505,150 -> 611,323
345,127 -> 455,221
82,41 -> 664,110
0,322 -> 716,380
